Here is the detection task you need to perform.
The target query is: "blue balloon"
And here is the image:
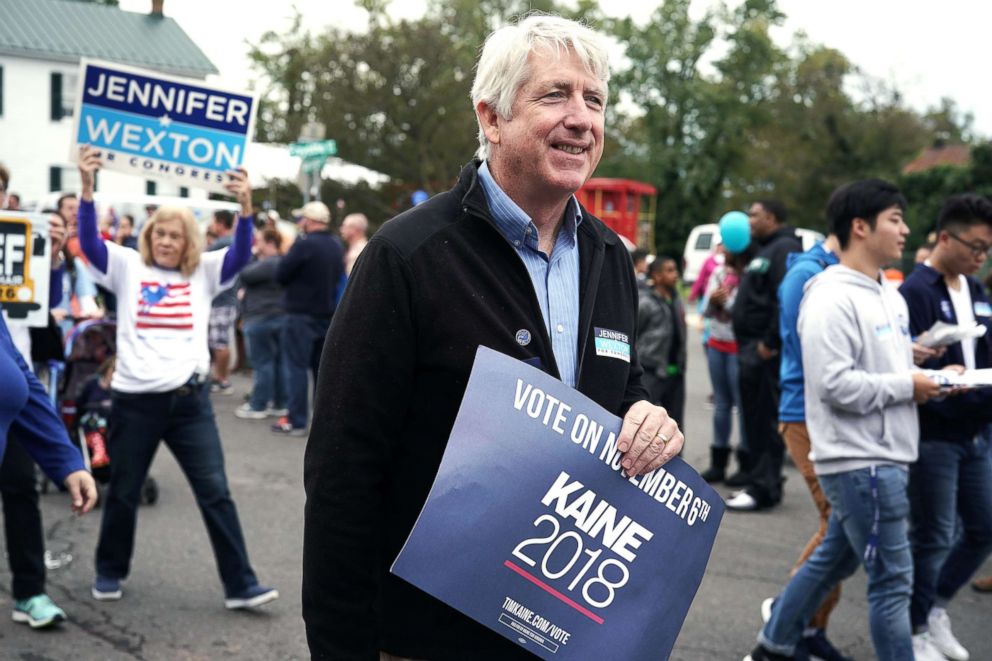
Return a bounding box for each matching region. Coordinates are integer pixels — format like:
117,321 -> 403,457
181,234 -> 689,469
411,189 -> 429,206
719,211 -> 751,253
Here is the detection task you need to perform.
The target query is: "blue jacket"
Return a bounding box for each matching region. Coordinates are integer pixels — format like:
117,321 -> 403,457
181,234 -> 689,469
276,230 -> 345,317
778,241 -> 839,422
0,314 -> 85,484
899,263 -> 992,443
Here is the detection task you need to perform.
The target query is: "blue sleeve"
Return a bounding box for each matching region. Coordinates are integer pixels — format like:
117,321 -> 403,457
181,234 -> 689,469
335,272 -> 349,306
2,329 -> 85,485
220,215 -> 254,283
78,199 -> 108,274
49,263 -> 65,306
778,262 -> 815,348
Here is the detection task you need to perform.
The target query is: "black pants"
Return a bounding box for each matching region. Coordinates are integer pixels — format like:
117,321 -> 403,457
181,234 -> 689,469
0,435 -> 46,600
95,385 -> 258,596
737,340 -> 784,507
642,371 -> 686,432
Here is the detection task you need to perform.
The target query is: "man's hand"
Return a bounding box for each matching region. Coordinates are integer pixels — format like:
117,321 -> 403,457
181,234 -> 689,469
709,286 -> 729,306
911,342 -> 945,366
757,341 -> 778,361
616,400 -> 685,476
912,371 -> 942,403
77,145 -> 103,201
64,470 -> 98,514
224,168 -> 253,218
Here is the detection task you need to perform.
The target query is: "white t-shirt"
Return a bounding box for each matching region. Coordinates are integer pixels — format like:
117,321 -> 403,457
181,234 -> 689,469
88,242 -> 232,393
947,274 -> 976,369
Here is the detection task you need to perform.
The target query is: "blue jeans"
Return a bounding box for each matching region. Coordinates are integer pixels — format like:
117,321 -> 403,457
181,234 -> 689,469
244,316 -> 287,412
760,465 -> 913,661
282,313 -> 332,429
95,386 -> 258,596
705,345 -> 746,452
909,434 -> 992,630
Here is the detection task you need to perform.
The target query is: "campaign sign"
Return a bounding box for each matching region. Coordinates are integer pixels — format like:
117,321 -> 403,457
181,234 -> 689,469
0,212 -> 51,327
392,347 -> 724,660
70,59 -> 258,194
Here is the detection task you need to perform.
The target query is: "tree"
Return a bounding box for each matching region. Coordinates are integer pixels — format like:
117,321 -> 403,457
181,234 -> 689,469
600,0 -> 785,256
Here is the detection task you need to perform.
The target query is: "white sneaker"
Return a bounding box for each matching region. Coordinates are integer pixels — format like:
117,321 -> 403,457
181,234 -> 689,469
234,403 -> 268,420
913,632 -> 949,661
726,491 -> 759,511
927,607 -> 969,660
760,597 -> 774,623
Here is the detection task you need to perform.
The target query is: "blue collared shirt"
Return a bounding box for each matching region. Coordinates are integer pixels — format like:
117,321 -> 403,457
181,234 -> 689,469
477,161 -> 582,387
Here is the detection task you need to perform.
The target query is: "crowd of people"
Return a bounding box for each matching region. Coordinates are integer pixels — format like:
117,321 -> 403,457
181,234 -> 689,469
662,183 -> 992,661
0,151 -> 369,627
0,12 -> 989,661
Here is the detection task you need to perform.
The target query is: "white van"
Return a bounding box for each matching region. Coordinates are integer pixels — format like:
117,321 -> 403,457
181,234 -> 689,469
682,223 -> 825,285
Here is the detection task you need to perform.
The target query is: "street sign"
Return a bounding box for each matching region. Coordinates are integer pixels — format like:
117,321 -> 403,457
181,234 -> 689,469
289,140 -> 337,159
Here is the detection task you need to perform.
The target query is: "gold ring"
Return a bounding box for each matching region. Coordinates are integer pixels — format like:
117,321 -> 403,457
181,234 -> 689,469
656,431 -> 670,443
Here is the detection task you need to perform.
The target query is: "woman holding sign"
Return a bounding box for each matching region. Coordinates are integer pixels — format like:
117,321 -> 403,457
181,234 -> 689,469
75,146 -> 278,610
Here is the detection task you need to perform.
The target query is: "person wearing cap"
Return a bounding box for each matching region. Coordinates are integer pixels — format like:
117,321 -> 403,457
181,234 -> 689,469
274,201 -> 345,436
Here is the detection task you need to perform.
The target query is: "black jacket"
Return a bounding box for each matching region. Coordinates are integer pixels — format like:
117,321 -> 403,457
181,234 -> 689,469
275,229 -> 344,316
899,263 -> 992,442
302,161 -> 649,660
732,225 -> 802,349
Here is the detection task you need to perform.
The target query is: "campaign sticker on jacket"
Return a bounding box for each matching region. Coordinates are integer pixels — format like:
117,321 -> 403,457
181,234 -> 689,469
974,301 -> 992,318
392,347 -> 724,661
593,327 -> 630,363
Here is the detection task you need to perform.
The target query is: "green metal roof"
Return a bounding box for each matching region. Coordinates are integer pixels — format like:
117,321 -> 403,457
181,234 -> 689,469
0,0 -> 218,78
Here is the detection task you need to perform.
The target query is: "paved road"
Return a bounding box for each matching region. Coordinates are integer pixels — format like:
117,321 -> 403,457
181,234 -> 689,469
3,327 -> 990,659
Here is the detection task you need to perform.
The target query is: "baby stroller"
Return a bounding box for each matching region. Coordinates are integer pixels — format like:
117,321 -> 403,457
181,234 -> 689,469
47,319 -> 158,505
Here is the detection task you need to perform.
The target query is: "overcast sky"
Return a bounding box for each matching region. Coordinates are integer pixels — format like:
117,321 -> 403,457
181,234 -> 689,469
120,0 -> 991,137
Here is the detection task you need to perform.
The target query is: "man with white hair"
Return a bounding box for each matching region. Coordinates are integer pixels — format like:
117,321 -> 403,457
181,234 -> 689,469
302,15 -> 685,660
340,212 -> 370,275
273,201 -> 345,436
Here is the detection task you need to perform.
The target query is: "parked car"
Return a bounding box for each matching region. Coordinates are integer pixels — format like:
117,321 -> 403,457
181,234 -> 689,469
682,223 -> 824,285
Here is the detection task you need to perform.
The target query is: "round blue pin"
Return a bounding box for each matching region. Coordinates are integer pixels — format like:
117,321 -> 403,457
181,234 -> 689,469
515,329 -> 531,346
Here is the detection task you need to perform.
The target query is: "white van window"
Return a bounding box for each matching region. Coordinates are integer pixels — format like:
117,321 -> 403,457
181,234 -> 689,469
694,233 -> 713,250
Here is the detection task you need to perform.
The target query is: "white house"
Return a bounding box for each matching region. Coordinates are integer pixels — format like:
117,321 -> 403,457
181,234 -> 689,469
0,0 -> 218,206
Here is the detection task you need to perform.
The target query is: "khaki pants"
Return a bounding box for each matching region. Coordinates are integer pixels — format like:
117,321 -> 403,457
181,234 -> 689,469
780,421 -> 842,630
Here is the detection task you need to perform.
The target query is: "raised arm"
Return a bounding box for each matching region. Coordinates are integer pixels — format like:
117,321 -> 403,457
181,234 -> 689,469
220,168 -> 255,283
77,146 -> 108,274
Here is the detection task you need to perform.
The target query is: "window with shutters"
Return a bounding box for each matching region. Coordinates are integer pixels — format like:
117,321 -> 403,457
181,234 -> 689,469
50,71 -> 78,120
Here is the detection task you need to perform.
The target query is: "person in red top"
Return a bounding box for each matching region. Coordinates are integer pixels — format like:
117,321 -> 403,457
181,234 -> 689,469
700,249 -> 750,482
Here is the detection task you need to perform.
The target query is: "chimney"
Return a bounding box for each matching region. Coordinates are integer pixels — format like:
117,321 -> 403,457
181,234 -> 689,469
151,0 -> 164,16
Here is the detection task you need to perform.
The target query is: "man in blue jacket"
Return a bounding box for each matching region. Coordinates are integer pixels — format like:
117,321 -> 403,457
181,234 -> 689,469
899,194 -> 992,661
774,232 -> 847,659
274,201 -> 345,436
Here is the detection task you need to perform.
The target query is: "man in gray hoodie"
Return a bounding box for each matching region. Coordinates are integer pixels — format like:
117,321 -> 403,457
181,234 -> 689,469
745,180 -> 944,661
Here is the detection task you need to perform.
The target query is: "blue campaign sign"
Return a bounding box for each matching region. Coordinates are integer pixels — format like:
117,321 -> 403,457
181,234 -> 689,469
392,346 -> 725,660
69,59 -> 258,194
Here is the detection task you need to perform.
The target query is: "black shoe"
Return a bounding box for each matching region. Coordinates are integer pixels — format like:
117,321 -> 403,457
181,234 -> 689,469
744,645 -> 792,661
701,446 -> 730,483
701,465 -> 726,482
803,629 -> 853,661
725,468 -> 752,488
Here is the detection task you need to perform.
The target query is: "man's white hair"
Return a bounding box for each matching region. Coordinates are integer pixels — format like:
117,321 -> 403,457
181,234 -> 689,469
470,14 -> 611,160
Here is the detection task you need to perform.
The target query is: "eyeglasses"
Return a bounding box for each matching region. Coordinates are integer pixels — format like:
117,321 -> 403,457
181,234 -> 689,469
947,230 -> 991,258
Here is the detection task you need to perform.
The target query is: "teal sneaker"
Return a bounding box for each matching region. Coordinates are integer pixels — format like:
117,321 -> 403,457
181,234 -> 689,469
12,594 -> 66,628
